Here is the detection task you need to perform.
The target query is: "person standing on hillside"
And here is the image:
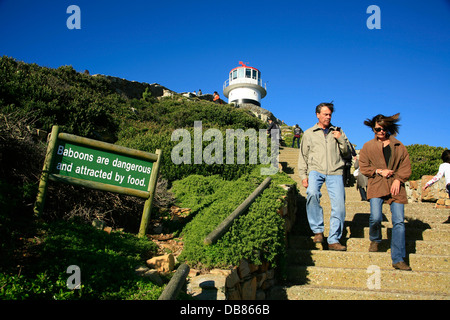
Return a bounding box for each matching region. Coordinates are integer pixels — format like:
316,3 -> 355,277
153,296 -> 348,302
359,113 -> 412,271
298,102 -> 350,251
213,91 -> 220,104
291,124 -> 303,148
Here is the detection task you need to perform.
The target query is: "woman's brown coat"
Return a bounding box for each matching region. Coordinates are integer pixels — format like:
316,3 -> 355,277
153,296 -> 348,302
359,136 -> 411,204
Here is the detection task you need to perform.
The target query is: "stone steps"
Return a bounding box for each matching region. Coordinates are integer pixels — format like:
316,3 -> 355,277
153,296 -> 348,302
270,285 -> 449,300
284,265 -> 450,294
292,224 -> 450,241
346,238 -> 450,256
289,235 -> 450,255
271,146 -> 450,300
287,249 -> 450,272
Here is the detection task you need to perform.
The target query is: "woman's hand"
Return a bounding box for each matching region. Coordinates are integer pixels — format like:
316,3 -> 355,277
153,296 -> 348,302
378,169 -> 394,178
391,179 -> 401,196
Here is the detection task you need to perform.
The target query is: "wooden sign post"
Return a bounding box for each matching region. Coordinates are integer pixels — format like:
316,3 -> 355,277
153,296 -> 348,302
34,125 -> 162,237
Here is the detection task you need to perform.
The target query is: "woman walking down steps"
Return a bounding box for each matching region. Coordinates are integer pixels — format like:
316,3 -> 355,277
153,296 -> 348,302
359,113 -> 412,271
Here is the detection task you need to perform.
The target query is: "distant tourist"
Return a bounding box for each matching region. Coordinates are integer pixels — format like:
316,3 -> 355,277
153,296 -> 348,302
354,155 -> 368,201
298,102 -> 351,251
423,149 -> 450,195
267,119 -> 277,138
291,124 -> 302,148
198,89 -> 202,96
342,141 -> 356,187
359,113 -> 412,271
213,91 -> 220,103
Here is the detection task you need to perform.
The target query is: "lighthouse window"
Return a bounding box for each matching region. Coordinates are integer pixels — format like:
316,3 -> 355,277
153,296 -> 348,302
245,68 -> 251,78
252,69 -> 257,79
237,68 -> 244,78
232,70 -> 237,79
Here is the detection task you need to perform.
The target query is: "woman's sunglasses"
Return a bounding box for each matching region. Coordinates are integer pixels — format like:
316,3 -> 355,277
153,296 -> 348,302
374,127 -> 386,132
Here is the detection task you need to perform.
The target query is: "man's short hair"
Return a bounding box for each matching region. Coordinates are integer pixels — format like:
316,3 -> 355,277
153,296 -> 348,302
315,102 -> 334,114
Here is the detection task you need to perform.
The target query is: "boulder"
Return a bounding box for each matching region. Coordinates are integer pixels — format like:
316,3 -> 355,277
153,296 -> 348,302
146,253 -> 175,272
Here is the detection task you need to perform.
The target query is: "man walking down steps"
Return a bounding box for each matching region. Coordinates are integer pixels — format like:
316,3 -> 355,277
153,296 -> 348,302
298,102 -> 351,251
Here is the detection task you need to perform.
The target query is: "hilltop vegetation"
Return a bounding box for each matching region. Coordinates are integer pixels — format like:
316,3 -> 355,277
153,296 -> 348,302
0,56 -> 268,182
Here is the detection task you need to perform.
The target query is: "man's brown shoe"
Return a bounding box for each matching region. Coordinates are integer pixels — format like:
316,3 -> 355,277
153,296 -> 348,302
369,241 -> 379,252
392,261 -> 412,271
328,242 -> 347,251
313,233 -> 324,243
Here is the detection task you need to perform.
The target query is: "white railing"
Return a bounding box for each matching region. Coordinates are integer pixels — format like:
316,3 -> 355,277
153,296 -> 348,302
223,78 -> 266,90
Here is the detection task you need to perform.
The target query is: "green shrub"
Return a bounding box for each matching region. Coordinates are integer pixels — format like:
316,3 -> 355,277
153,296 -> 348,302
406,144 -> 447,180
0,56 -> 128,140
172,167 -> 296,269
117,125 -> 276,182
0,219 -> 163,300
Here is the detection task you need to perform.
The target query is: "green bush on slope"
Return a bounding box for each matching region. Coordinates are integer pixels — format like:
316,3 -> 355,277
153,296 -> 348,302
172,167 -> 295,269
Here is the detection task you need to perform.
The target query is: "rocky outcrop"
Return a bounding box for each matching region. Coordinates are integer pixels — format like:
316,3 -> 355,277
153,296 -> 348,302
94,74 -> 281,124
406,175 -> 450,208
234,102 -> 281,125
92,74 -> 176,100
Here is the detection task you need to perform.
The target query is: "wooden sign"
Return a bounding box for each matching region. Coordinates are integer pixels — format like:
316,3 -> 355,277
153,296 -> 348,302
34,126 -> 161,237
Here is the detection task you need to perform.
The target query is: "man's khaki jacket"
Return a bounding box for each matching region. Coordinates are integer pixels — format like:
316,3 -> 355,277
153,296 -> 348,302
298,123 -> 351,181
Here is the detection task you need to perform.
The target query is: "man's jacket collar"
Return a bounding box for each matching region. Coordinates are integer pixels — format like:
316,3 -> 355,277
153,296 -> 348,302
312,123 -> 338,131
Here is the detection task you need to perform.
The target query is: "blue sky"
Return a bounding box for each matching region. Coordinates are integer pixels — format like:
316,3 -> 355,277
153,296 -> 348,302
1,0 -> 449,149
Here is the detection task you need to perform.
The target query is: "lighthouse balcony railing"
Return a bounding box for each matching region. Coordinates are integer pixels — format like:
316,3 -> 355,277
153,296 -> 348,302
223,78 -> 266,90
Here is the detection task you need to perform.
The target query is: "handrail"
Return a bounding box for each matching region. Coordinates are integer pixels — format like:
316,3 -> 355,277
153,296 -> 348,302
158,263 -> 190,300
223,78 -> 266,90
203,177 -> 272,245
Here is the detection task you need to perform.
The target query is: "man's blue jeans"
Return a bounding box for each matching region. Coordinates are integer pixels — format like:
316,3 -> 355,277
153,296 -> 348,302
306,171 -> 346,244
369,198 -> 406,264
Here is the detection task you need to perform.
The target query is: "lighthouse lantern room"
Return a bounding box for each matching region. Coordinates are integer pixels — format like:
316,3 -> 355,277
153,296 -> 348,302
223,61 -> 267,107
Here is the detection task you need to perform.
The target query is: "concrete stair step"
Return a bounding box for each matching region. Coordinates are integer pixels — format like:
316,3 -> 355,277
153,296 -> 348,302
305,210 -> 449,228
357,226 -> 450,241
293,224 -> 450,242
306,224 -> 450,241
285,265 -> 450,294
268,284 -> 450,300
297,201 -> 448,225
289,235 -> 450,255
345,238 -> 450,255
287,249 -> 450,272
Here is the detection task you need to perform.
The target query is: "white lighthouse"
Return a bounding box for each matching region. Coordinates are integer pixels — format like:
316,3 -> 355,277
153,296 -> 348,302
223,61 -> 267,107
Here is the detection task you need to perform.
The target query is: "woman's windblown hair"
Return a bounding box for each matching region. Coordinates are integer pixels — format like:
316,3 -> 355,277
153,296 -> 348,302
364,113 -> 400,136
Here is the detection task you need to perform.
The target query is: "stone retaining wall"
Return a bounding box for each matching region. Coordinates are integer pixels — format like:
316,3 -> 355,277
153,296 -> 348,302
406,175 -> 450,208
